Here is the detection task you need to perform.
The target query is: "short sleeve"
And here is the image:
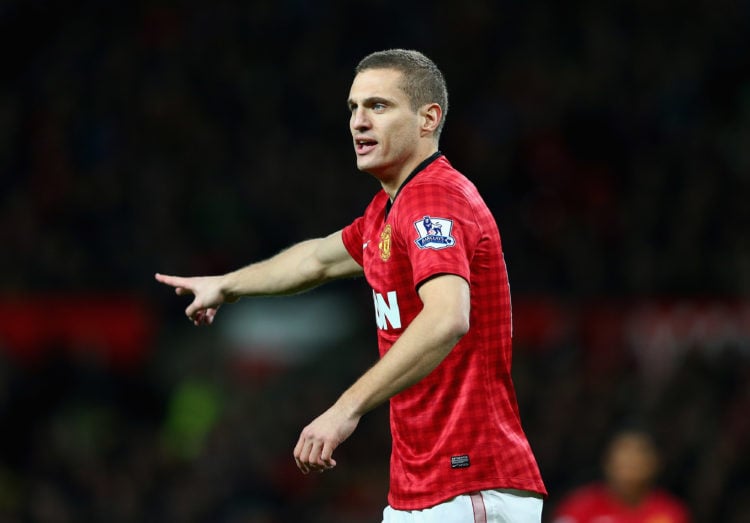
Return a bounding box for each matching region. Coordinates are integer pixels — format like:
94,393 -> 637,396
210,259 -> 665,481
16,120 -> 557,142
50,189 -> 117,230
341,215 -> 365,266
394,183 -> 479,289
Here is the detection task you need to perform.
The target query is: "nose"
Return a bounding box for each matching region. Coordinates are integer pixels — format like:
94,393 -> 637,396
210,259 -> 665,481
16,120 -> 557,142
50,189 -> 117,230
351,108 -> 371,132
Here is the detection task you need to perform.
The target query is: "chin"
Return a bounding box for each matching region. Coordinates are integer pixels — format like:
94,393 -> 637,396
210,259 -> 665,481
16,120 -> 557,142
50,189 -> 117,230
356,159 -> 379,174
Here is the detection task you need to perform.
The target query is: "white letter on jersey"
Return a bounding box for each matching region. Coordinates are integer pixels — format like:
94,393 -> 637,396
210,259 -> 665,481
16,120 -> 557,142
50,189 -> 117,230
372,290 -> 402,330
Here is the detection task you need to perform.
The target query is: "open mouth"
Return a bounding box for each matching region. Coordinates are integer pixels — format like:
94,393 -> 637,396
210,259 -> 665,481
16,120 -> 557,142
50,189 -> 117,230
355,138 -> 377,155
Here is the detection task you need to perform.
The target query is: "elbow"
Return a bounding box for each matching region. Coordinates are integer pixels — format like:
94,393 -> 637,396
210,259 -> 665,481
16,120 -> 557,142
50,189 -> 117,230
445,310 -> 470,345
456,314 -> 471,340
421,304 -> 469,348
296,255 -> 327,287
418,274 -> 471,345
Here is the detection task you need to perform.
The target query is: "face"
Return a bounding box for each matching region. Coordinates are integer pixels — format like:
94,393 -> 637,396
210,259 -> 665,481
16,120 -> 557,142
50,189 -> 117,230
348,68 -> 424,183
604,432 -> 659,492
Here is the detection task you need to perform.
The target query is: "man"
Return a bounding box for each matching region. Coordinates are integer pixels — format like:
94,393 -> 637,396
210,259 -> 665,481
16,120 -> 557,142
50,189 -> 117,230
156,49 -> 546,522
552,428 -> 690,523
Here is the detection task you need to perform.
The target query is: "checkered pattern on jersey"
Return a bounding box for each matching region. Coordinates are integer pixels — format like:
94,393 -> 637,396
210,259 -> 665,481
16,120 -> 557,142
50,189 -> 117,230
342,156 -> 546,510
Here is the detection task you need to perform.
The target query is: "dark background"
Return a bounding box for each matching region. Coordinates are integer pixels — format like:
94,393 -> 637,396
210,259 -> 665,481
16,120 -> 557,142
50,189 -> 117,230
0,0 -> 748,521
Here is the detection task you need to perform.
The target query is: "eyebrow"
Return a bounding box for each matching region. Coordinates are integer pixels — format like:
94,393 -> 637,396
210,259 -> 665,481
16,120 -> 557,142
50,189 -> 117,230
347,96 -> 393,109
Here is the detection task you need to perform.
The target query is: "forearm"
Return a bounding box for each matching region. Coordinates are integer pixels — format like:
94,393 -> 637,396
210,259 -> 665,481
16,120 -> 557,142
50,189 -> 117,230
290,325 -> 459,476
291,275 -> 470,474
221,240 -> 325,298
336,286 -> 469,417
221,231 -> 362,299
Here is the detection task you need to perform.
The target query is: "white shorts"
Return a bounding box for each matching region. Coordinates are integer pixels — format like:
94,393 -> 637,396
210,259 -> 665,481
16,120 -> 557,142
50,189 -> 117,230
382,489 -> 544,523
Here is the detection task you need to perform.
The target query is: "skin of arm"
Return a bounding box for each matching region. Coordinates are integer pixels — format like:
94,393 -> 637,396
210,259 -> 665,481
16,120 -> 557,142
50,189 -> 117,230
293,273 -> 471,473
154,229 -> 362,325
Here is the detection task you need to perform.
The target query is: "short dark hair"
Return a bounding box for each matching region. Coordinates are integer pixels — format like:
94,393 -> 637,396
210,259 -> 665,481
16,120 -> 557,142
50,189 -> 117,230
355,49 -> 449,140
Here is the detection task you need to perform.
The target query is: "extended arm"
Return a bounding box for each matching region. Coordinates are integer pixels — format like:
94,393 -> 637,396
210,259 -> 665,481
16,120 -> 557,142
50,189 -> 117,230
155,230 -> 362,324
293,273 -> 470,473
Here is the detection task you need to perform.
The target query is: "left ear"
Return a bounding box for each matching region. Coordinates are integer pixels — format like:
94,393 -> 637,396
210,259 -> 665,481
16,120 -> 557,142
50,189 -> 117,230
419,103 -> 442,136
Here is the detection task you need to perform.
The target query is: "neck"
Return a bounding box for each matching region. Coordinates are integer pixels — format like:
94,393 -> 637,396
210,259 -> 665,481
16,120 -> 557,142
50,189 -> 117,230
379,146 -> 439,200
610,482 -> 650,507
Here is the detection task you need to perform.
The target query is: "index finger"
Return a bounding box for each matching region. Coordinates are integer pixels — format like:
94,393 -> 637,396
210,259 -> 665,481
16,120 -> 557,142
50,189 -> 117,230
155,273 -> 192,291
320,442 -> 337,469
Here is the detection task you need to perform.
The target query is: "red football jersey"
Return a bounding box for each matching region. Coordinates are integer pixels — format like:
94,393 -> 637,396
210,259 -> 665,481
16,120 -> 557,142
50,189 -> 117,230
552,484 -> 691,523
342,153 -> 546,510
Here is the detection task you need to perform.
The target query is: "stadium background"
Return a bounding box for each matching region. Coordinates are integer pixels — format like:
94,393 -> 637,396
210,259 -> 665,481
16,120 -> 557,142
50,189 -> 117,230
0,0 -> 748,521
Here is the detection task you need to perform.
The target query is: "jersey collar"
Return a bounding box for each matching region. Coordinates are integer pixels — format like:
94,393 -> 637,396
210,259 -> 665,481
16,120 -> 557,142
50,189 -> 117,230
385,150 -> 442,219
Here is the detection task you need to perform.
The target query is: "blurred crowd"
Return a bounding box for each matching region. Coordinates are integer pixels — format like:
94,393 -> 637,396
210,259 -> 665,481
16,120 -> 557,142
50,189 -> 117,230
1,0 -> 749,521
2,0 -> 748,296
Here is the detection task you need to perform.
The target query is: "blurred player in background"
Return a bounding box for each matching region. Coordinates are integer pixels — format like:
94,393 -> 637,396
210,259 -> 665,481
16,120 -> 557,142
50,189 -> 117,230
156,49 -> 546,522
552,427 -> 690,523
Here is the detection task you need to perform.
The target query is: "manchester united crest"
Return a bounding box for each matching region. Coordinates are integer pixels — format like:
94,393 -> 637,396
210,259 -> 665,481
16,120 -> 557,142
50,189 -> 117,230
379,224 -> 392,261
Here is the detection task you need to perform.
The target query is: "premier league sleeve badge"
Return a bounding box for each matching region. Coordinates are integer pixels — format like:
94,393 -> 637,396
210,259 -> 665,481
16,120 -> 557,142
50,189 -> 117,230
413,216 -> 456,249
